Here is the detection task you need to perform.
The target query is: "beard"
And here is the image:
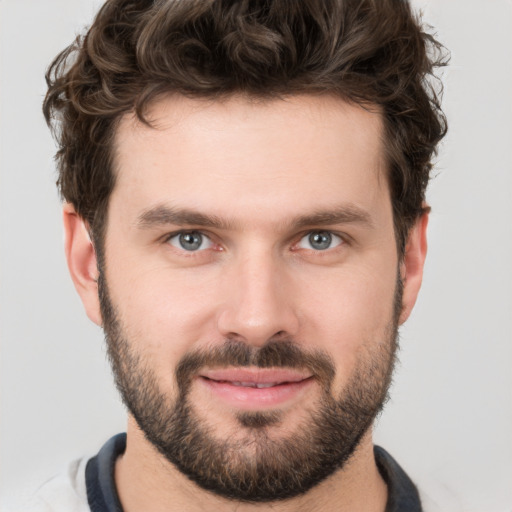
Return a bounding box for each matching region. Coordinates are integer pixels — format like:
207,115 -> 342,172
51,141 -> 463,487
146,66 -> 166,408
98,273 -> 402,503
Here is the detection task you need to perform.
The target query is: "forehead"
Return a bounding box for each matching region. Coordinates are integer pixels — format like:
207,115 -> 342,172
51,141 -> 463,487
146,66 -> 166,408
112,94 -> 387,225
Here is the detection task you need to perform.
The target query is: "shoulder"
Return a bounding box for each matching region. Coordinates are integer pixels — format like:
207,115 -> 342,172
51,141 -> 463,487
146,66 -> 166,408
20,457 -> 90,512
7,434 -> 126,512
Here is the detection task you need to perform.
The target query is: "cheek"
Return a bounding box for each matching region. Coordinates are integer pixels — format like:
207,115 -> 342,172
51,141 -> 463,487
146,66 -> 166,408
106,259 -> 222,378
296,264 -> 398,382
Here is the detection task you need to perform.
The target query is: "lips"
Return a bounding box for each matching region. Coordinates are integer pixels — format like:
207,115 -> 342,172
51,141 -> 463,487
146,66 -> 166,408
201,368 -> 311,385
198,368 -> 314,410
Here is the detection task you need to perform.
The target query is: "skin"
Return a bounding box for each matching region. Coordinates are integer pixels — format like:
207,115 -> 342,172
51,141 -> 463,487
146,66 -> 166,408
63,94 -> 428,512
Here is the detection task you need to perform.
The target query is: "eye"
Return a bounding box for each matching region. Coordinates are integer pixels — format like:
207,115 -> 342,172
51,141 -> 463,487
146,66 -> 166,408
296,231 -> 344,251
167,231 -> 213,251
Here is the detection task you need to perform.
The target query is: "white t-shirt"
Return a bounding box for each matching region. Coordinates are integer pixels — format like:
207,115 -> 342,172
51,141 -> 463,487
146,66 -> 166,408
19,457 -> 90,512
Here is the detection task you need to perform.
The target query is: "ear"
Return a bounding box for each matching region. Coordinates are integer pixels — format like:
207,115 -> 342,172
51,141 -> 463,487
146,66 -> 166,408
398,211 -> 429,325
63,203 -> 102,326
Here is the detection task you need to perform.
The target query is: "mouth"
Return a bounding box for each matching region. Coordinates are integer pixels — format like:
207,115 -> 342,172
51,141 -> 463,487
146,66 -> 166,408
198,368 -> 314,410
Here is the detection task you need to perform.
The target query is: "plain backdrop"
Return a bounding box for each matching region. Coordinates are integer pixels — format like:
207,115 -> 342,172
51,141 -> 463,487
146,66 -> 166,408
0,1 -> 511,511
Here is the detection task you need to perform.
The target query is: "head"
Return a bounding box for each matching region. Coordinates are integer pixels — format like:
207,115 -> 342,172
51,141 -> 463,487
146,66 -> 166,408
44,0 -> 447,503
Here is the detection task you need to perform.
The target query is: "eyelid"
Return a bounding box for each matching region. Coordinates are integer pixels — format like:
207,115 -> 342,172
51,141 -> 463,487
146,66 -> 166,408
163,228 -> 211,241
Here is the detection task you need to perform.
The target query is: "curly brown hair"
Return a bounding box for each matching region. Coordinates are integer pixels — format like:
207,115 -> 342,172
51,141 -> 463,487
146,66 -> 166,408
43,0 -> 447,254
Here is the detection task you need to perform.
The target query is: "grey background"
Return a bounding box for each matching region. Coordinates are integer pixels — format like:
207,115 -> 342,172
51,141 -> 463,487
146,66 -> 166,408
1,1 -> 511,510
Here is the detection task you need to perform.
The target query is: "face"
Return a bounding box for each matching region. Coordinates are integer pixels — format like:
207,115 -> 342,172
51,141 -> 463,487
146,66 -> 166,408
67,95 -> 426,501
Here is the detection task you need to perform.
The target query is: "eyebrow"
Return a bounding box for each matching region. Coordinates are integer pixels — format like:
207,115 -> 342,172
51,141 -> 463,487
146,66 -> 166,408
137,205 -> 237,230
136,204 -> 373,231
291,206 -> 373,230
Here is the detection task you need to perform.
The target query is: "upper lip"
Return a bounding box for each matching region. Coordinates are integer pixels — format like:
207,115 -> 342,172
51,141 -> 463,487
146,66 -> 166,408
200,368 -> 312,385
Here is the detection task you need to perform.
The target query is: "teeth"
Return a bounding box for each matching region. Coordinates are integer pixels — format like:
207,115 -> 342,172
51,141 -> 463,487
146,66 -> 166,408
229,381 -> 279,388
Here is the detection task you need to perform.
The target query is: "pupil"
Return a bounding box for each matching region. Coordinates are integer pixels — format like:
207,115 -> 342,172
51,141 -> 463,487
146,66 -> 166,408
309,232 -> 331,250
180,232 -> 202,250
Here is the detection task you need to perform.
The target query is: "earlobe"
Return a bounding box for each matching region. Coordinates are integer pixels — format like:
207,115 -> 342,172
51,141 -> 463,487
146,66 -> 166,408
398,212 -> 429,325
63,203 -> 102,326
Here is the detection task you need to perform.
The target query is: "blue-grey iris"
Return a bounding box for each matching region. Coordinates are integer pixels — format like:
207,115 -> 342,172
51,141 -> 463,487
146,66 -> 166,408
309,232 -> 332,250
179,232 -> 203,251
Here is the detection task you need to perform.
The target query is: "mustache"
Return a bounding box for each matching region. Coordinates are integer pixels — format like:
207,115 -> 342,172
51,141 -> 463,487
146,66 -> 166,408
175,339 -> 335,391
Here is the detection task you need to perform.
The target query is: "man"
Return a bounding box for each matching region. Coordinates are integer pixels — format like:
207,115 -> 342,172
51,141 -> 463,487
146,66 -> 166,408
34,0 -> 447,510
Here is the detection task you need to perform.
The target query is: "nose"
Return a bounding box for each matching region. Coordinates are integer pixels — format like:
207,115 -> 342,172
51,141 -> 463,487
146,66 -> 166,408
216,250 -> 300,347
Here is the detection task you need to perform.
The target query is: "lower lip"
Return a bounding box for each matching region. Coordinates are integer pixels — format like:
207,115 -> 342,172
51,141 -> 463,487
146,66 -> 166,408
199,377 -> 314,410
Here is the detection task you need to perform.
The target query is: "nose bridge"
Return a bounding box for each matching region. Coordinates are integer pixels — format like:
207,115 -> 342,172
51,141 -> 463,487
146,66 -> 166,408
216,243 -> 299,346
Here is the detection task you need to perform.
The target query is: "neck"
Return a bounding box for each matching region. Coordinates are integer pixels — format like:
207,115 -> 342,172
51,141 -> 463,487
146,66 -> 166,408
115,417 -> 388,512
